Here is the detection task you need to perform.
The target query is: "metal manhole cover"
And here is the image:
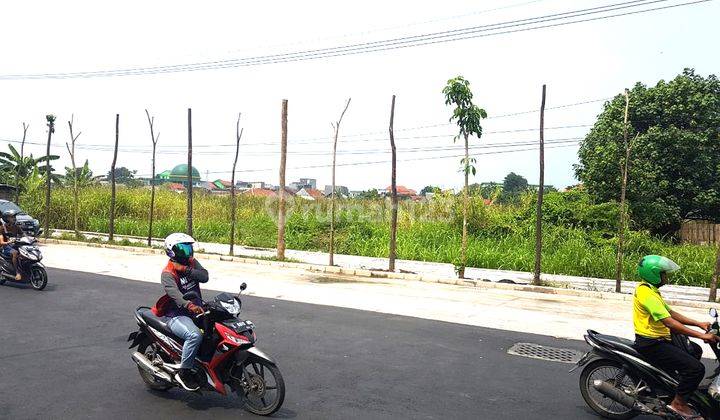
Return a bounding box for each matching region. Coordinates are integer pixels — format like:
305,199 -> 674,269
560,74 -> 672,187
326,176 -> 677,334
507,342 -> 584,364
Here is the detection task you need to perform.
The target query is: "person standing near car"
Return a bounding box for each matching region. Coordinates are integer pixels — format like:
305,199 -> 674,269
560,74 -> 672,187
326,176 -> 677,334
152,232 -> 209,391
0,209 -> 23,280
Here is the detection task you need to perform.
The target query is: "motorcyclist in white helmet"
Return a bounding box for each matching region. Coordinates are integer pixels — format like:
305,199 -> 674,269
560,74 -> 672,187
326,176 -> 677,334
152,232 -> 208,391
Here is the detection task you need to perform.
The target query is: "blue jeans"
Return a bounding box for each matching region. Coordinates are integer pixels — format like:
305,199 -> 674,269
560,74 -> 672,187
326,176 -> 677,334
167,316 -> 203,369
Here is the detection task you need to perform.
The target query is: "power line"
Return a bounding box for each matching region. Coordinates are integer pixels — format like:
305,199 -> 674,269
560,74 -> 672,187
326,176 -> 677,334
0,0 -> 707,80
134,142 -> 580,178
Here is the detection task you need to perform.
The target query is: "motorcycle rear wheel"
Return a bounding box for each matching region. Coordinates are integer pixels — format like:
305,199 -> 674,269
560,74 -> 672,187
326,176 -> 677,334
29,266 -> 47,291
137,342 -> 173,391
580,359 -> 637,420
235,357 -> 285,416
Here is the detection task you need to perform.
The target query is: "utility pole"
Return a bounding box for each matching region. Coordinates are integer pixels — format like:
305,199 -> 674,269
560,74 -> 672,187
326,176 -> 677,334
533,85 -> 546,285
43,115 -> 56,240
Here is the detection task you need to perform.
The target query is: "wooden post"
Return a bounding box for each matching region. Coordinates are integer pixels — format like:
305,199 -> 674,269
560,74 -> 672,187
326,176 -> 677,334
277,100 -> 288,261
230,113 -> 243,255
388,95 -> 398,272
66,115 -> 81,238
615,90 -> 630,293
145,109 -> 159,247
109,114 -> 119,241
329,98 -> 351,266
533,84 -> 546,285
710,244 -> 720,302
187,108 -> 193,236
43,115 -> 55,240
16,123 -> 28,204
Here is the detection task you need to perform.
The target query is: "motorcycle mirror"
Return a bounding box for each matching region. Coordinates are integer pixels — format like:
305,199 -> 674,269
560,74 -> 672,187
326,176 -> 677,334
710,308 -> 718,318
240,282 -> 247,292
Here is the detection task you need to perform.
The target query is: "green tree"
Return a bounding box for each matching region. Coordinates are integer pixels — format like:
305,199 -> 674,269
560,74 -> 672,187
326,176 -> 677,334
443,76 -> 487,278
356,188 -> 379,199
63,160 -> 101,187
420,185 -> 441,196
107,166 -> 137,184
575,69 -> 720,234
0,144 -> 60,202
499,172 -> 529,204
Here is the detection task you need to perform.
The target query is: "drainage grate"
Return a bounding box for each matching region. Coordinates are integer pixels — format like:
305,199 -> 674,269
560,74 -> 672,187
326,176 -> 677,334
507,342 -> 584,364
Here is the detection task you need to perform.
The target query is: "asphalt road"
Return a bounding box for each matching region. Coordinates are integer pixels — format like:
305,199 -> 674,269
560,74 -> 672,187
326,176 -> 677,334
1,268 -> 617,419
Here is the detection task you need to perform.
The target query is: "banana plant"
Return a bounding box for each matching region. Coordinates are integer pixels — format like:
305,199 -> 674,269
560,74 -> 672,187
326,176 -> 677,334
0,144 -> 61,202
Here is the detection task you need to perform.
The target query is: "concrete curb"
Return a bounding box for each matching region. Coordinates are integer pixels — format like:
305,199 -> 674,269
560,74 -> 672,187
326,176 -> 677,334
39,238 -> 719,310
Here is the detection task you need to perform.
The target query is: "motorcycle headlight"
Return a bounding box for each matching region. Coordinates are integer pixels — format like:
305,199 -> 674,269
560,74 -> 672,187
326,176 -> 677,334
220,298 -> 241,316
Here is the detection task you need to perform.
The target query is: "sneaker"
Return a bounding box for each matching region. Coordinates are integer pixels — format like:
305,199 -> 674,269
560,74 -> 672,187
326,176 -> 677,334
175,368 -> 200,391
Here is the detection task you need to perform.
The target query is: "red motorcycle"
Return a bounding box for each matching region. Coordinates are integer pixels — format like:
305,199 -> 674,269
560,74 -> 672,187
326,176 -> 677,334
127,283 -> 285,416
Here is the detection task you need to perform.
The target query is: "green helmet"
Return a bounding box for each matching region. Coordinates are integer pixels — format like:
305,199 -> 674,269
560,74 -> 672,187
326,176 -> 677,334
637,255 -> 680,285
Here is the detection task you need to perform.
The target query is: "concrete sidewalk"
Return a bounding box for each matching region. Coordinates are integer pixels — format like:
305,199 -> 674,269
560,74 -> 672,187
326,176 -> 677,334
50,229 -> 716,303
35,241 -> 720,358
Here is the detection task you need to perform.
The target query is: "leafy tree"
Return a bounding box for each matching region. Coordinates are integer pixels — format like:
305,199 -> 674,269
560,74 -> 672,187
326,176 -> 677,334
575,69 -> 720,234
0,144 -> 61,200
356,188 -> 380,199
502,172 -> 529,194
107,166 -> 137,184
443,76 -> 487,278
420,185 -> 441,196
63,160 -> 102,187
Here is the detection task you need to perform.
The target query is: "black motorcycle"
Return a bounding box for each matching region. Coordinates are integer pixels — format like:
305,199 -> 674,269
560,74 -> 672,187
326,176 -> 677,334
0,236 -> 47,290
574,308 -> 720,419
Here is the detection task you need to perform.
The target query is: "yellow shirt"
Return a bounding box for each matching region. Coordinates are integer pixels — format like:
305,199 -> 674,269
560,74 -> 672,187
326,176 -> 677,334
633,282 -> 672,339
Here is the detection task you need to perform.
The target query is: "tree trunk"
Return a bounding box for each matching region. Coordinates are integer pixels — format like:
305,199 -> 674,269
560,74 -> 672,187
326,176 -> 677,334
16,123 -> 28,204
615,90 -> 630,293
459,133 -> 469,279
388,95 -> 398,272
230,113 -> 243,256
109,114 -> 119,242
277,100 -> 288,261
329,98 -> 351,266
43,119 -> 54,240
187,108 -> 193,236
145,109 -> 158,247
533,85 -> 546,286
710,244 -> 720,302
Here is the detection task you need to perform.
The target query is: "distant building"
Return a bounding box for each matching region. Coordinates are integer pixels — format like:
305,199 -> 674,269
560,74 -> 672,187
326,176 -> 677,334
155,164 -> 202,187
166,183 -> 186,193
324,185 -> 349,197
290,178 -> 316,190
383,185 -> 420,200
297,187 -> 324,200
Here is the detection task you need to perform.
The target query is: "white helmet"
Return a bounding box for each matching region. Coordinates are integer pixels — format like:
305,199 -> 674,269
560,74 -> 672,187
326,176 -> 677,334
164,232 -> 196,264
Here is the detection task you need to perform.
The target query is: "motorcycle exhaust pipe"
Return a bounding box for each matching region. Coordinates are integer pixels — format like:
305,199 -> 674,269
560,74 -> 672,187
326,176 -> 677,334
592,380 -> 653,414
131,351 -> 173,383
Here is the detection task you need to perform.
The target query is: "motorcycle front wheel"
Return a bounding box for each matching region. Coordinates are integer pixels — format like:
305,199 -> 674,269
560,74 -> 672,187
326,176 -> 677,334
29,266 -> 48,291
233,357 -> 285,416
579,359 -> 637,420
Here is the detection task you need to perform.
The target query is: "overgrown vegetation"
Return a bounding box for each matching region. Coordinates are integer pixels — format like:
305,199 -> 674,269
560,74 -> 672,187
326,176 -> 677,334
21,185 -> 716,287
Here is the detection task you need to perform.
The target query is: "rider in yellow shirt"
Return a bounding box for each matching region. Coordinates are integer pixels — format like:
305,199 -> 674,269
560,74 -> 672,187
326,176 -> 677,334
634,255 -> 719,419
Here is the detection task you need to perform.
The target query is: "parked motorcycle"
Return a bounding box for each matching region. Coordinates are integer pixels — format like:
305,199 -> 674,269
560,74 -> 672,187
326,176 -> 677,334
127,282 -> 285,416
0,235 -> 47,290
574,308 -> 720,419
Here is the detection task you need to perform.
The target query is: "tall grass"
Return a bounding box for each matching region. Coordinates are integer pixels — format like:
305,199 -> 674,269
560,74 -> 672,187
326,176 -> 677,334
22,186 -> 716,287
